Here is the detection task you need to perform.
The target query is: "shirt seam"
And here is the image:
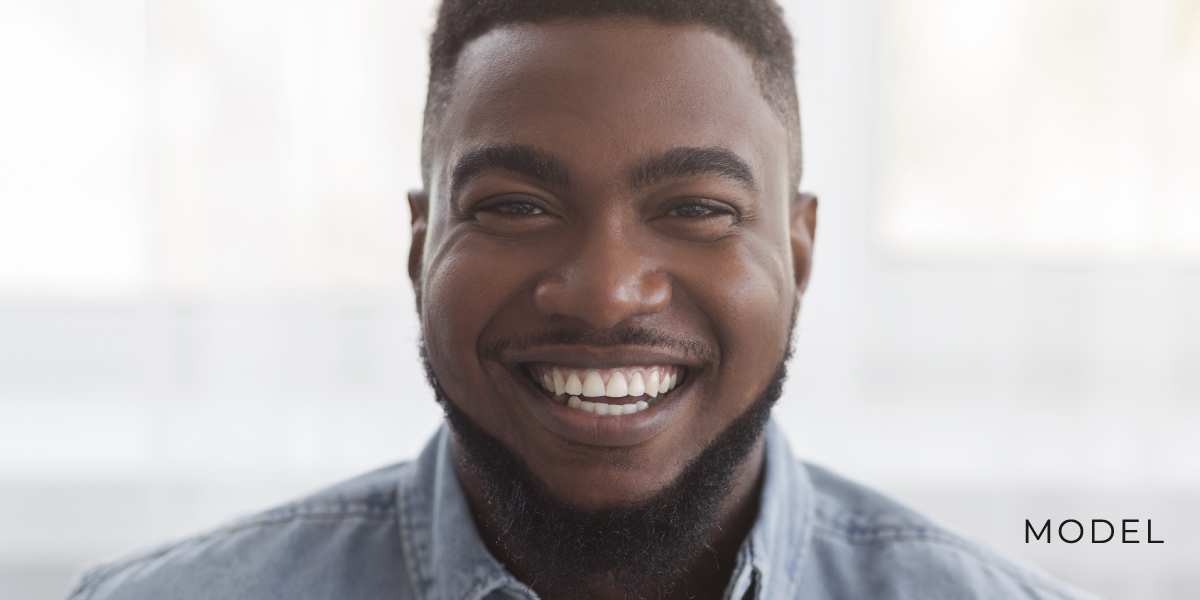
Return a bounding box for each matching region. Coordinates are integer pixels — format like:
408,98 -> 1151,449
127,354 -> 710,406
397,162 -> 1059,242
782,466 -> 816,599
782,519 -> 814,598
396,461 -> 431,600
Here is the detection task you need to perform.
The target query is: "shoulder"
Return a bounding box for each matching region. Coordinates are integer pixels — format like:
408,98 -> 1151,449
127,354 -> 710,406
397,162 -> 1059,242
798,463 -> 1097,600
68,462 -> 418,600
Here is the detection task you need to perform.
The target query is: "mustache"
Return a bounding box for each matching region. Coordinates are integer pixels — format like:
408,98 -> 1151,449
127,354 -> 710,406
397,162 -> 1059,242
479,326 -> 719,363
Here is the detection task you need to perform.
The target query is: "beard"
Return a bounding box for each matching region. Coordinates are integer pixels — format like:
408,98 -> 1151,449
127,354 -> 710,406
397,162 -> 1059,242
422,345 -> 789,598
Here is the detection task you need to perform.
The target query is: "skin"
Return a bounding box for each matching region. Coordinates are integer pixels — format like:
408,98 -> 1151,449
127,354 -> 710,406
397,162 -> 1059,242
408,17 -> 817,600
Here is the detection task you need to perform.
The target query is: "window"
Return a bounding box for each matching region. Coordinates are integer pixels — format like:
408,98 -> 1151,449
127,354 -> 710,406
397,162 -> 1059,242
878,0 -> 1200,261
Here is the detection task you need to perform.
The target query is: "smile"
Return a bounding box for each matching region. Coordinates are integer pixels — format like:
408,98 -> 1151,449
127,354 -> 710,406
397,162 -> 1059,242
526,363 -> 685,416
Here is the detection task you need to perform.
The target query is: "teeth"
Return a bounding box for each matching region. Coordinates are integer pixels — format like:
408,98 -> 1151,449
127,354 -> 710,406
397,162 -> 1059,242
605,372 -> 628,397
534,365 -> 683,416
647,371 -> 660,398
564,398 -> 650,416
582,371 -> 606,397
569,399 -> 650,416
628,372 -> 645,396
566,372 -> 582,395
553,370 -> 566,395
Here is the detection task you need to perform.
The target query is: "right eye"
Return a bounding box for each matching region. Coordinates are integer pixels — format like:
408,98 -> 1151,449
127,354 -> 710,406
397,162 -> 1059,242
472,195 -> 559,236
492,201 -> 544,215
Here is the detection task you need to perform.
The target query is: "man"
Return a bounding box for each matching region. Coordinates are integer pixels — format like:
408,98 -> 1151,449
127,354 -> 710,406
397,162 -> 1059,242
69,1 -> 1094,599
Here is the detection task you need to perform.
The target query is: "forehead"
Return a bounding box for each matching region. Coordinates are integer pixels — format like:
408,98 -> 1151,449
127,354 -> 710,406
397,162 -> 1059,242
430,17 -> 789,197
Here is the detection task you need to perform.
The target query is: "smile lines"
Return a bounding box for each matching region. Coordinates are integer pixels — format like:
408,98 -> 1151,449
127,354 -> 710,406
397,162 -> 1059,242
529,364 -> 684,416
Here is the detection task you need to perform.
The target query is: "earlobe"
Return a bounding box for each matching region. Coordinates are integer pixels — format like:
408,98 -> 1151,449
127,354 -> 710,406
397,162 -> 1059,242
408,189 -> 429,294
790,192 -> 818,296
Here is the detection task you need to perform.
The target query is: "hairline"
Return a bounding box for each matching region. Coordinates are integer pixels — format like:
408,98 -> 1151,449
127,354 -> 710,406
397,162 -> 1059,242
420,15 -> 802,194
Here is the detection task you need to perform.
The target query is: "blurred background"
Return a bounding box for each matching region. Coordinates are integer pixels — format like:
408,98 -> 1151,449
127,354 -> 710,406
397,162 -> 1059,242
0,0 -> 1197,598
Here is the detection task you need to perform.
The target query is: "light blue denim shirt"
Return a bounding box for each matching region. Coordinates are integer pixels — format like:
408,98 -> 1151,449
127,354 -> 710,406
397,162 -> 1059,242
68,421 -> 1096,599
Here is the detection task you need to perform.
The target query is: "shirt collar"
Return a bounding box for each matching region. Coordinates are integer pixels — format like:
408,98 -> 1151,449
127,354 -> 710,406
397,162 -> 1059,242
397,420 -> 814,600
398,426 -> 532,600
730,420 -> 816,599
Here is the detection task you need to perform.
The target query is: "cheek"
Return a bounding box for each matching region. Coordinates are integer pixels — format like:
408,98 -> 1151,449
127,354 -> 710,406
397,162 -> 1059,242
422,237 -> 525,383
682,237 -> 792,400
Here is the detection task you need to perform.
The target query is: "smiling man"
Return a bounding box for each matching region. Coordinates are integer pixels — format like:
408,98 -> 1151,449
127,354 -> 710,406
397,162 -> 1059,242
69,1 -> 1095,599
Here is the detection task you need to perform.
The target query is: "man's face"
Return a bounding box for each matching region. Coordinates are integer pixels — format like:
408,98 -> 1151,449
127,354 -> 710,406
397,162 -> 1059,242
411,17 -> 815,510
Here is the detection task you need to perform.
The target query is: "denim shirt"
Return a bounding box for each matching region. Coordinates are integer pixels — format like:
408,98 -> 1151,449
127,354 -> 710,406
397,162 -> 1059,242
68,420 -> 1096,600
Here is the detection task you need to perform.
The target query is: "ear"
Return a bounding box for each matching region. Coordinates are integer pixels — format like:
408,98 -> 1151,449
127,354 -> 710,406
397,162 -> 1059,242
790,192 -> 818,296
407,189 -> 429,294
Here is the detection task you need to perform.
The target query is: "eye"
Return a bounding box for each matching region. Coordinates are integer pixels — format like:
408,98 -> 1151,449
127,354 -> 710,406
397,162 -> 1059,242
669,203 -> 716,218
495,201 -> 544,215
657,198 -> 740,241
470,195 -> 558,237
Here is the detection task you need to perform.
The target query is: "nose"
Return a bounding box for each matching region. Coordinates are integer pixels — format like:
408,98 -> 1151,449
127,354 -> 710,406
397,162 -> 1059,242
533,227 -> 671,329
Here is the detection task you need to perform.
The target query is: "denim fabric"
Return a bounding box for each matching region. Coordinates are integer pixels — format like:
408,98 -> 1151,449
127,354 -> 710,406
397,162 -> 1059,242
68,420 -> 1097,600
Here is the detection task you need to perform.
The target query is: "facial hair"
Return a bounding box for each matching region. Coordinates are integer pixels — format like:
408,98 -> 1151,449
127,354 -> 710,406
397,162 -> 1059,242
423,350 -> 789,598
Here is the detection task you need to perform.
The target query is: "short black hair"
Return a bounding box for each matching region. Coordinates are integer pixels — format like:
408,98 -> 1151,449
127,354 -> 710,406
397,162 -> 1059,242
421,0 -> 802,192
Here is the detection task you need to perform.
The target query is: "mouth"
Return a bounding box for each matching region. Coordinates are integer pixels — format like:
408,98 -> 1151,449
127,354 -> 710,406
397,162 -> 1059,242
525,363 -> 686,416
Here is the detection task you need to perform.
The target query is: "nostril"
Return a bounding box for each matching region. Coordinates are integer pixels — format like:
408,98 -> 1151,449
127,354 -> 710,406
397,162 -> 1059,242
533,269 -> 671,328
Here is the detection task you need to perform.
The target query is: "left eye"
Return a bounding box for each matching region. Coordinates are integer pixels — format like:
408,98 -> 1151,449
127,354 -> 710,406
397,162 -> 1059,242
499,202 -> 544,215
669,204 -> 715,218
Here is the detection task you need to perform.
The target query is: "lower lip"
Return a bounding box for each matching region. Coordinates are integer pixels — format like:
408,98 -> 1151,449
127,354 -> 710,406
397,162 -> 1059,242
516,372 -> 684,447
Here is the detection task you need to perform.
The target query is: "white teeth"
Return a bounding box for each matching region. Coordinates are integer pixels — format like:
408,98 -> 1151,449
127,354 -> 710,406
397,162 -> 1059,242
566,372 -> 582,395
561,396 -> 652,416
539,366 -> 680,415
628,372 -> 645,396
582,371 -> 606,397
647,371 -> 660,398
553,370 -> 566,395
605,372 -> 628,397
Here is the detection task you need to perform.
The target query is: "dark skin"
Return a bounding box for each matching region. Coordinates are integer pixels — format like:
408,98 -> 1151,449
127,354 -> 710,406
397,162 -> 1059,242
408,17 -> 816,600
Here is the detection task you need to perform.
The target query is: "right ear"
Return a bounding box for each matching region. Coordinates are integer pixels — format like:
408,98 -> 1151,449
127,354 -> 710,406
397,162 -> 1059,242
407,189 -> 429,293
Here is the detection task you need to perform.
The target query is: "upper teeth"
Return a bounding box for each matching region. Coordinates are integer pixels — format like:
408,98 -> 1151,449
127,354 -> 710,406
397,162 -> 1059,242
532,365 -> 683,415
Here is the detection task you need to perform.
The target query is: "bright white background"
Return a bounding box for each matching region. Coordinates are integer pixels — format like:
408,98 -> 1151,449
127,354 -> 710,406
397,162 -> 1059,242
0,0 -> 1197,598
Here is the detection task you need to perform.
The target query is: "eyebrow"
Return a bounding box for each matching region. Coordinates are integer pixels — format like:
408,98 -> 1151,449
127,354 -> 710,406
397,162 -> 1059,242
627,147 -> 757,193
450,144 -> 570,193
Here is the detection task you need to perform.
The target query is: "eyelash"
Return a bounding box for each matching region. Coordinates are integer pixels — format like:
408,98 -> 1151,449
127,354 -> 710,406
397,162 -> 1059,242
497,201 -> 543,215
470,196 -> 738,222
667,199 -> 737,220
473,197 -> 547,217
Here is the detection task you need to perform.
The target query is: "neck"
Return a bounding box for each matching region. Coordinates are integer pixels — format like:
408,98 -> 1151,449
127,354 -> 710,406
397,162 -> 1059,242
453,438 -> 766,600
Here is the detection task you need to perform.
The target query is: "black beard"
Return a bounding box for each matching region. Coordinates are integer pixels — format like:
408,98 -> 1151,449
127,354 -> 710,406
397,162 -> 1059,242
423,352 -> 788,598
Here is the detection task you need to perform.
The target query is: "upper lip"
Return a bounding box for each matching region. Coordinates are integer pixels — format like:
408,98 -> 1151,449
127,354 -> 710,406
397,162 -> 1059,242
494,345 -> 705,371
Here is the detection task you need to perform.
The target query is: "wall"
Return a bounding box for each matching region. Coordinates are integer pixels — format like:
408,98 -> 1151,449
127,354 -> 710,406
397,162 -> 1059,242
0,0 -> 1197,598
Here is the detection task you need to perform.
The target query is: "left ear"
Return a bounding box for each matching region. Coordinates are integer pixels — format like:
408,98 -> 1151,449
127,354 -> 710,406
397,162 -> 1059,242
790,192 -> 818,296
407,189 -> 430,308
